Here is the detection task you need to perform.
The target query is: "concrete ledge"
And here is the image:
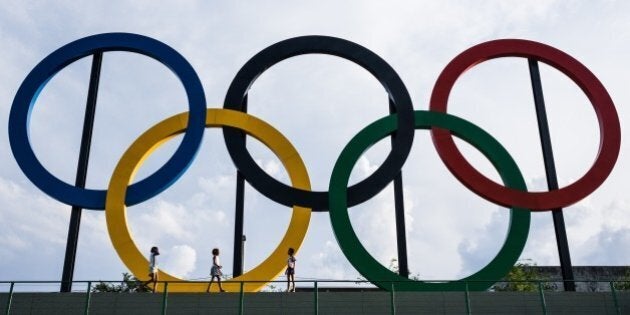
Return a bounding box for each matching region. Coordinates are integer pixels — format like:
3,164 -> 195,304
1,291 -> 629,314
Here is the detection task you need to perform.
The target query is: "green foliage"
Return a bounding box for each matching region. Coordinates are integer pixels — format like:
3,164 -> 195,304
388,258 -> 399,274
614,269 -> 630,291
263,283 -> 286,292
492,259 -> 554,292
388,258 -> 421,280
92,272 -> 151,293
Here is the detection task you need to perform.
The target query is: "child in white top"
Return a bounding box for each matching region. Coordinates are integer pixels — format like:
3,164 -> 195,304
207,248 -> 226,292
147,246 -> 160,292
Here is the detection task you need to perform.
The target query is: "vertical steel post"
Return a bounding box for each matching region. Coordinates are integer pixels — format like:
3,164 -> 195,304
239,282 -> 245,315
314,281 -> 318,315
233,96 -> 248,277
389,100 -> 409,278
610,281 -> 620,315
5,282 -> 14,315
464,282 -> 471,315
538,281 -> 547,315
390,282 -> 396,315
528,59 -> 576,291
161,282 -> 168,315
61,52 -> 103,293
84,281 -> 92,315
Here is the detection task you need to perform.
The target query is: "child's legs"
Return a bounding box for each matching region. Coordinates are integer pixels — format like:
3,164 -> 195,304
152,273 -> 159,292
217,275 -> 223,289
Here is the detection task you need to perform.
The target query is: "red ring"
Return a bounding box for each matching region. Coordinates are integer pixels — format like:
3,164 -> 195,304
430,39 -> 621,211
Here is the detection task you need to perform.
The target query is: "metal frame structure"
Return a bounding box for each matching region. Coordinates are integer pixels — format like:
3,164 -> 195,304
528,59 -> 575,291
8,33 -> 621,293
60,52 -> 102,293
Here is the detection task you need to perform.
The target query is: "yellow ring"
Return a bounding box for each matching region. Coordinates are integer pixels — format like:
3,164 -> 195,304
105,109 -> 311,292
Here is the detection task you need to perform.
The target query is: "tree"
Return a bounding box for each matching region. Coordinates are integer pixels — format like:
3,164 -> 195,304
492,259 -> 555,292
614,269 -> 630,291
92,273 -> 151,293
388,258 -> 421,280
388,258 -> 399,274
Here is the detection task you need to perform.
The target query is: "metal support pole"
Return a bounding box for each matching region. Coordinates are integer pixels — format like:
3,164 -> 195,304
239,282 -> 245,315
464,282 -> 471,315
538,281 -> 547,315
84,281 -> 92,315
5,282 -> 14,315
233,96 -> 248,277
161,282 -> 168,315
61,52 -> 103,293
314,281 -> 318,315
389,100 -> 409,278
610,281 -> 620,315
233,173 -> 245,277
528,59 -> 575,291
390,282 -> 396,315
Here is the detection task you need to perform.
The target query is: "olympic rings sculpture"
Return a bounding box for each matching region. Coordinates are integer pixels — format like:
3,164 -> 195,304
9,33 -> 621,292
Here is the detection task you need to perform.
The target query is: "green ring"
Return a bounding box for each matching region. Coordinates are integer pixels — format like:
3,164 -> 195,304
328,110 -> 531,291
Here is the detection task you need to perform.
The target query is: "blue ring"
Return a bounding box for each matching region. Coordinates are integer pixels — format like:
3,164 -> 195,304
8,33 -> 206,209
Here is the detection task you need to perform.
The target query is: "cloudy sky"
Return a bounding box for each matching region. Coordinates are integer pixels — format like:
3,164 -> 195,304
1,1 -> 629,290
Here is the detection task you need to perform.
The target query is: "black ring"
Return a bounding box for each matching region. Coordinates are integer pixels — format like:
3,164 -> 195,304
223,36 -> 414,210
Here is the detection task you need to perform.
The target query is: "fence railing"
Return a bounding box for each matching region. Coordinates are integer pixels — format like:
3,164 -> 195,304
0,279 -> 628,315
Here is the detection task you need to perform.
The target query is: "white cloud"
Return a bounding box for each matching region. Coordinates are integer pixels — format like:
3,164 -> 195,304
308,240 -> 358,281
161,244 -> 197,278
0,178 -> 68,247
0,177 -> 70,279
254,158 -> 282,178
135,200 -> 193,241
355,155 -> 378,178
198,175 -> 233,196
581,228 -> 630,264
263,159 -> 281,177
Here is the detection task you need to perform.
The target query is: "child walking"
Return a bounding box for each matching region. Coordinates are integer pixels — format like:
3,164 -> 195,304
286,247 -> 296,292
147,246 -> 160,293
207,248 -> 225,292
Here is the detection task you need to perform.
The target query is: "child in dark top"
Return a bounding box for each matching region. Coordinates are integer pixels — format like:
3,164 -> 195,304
285,247 -> 296,292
